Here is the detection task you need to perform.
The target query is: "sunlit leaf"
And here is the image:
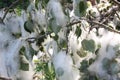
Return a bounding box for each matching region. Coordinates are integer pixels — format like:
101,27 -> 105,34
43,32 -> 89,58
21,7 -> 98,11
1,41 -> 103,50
77,48 -> 87,57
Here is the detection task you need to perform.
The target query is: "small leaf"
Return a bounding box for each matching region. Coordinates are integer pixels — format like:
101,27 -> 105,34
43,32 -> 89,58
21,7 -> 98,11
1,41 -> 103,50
48,16 -> 62,34
96,0 -> 100,3
58,39 -> 67,49
79,0 -> 88,17
75,26 -> 81,38
109,60 -> 120,74
24,20 -> 35,33
81,39 -> 96,53
102,58 -> 110,70
80,60 -> 89,72
89,58 -> 95,65
20,55 -> 29,71
15,7 -> 22,16
77,48 -> 87,57
20,62 -> 29,71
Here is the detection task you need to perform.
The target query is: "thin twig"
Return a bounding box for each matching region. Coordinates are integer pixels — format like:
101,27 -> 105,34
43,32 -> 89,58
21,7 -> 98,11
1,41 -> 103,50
111,0 -> 120,6
115,11 -> 120,20
66,21 -> 81,27
82,18 -> 120,34
66,27 -> 69,54
26,32 -> 52,43
102,6 -> 118,18
66,18 -> 120,34
2,0 -> 20,22
101,6 -> 117,23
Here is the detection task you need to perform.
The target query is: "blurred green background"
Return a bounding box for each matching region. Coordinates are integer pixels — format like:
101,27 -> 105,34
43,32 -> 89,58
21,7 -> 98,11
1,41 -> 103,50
0,0 -> 29,9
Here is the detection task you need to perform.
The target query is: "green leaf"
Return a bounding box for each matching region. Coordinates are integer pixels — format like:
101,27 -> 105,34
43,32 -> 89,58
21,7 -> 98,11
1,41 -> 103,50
24,20 -> 35,33
75,26 -> 81,38
109,60 -> 120,74
81,39 -> 96,53
20,55 -> 29,71
58,39 -> 67,49
49,18 -> 61,34
96,0 -> 100,3
79,0 -> 88,17
20,62 -> 29,71
80,60 -> 89,72
35,62 -> 44,72
15,7 -> 22,16
102,58 -> 110,70
35,61 -> 55,80
89,58 -> 95,65
77,48 -> 87,57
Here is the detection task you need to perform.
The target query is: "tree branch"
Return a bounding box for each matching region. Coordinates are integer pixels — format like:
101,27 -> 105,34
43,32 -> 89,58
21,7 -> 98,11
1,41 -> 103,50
66,18 -> 120,34
86,19 -> 120,34
115,11 -> 120,20
66,21 -> 81,27
2,0 -> 20,22
111,0 -> 120,6
26,32 -> 52,43
101,6 -> 118,23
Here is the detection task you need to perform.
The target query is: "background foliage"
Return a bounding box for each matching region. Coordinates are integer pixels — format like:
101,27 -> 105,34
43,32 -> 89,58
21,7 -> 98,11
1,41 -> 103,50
1,0 -> 120,80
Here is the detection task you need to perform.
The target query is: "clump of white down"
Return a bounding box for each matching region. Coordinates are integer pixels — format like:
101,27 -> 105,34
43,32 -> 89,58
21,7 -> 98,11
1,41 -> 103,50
68,9 -> 120,78
27,1 -> 47,32
0,22 -> 23,78
46,40 -> 80,80
73,0 -> 81,17
47,0 -> 67,27
68,31 -> 78,53
0,9 -> 35,79
88,31 -> 120,79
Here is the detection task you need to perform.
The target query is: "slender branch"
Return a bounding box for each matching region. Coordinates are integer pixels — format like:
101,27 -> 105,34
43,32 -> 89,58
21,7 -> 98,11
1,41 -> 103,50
26,32 -> 52,43
66,21 -> 81,27
101,6 -> 117,23
82,18 -> 120,34
111,0 -> 120,6
2,0 -> 20,22
66,18 -> 120,34
104,6 -> 118,16
115,11 -> 120,20
66,6 -> 119,27
66,27 -> 69,54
